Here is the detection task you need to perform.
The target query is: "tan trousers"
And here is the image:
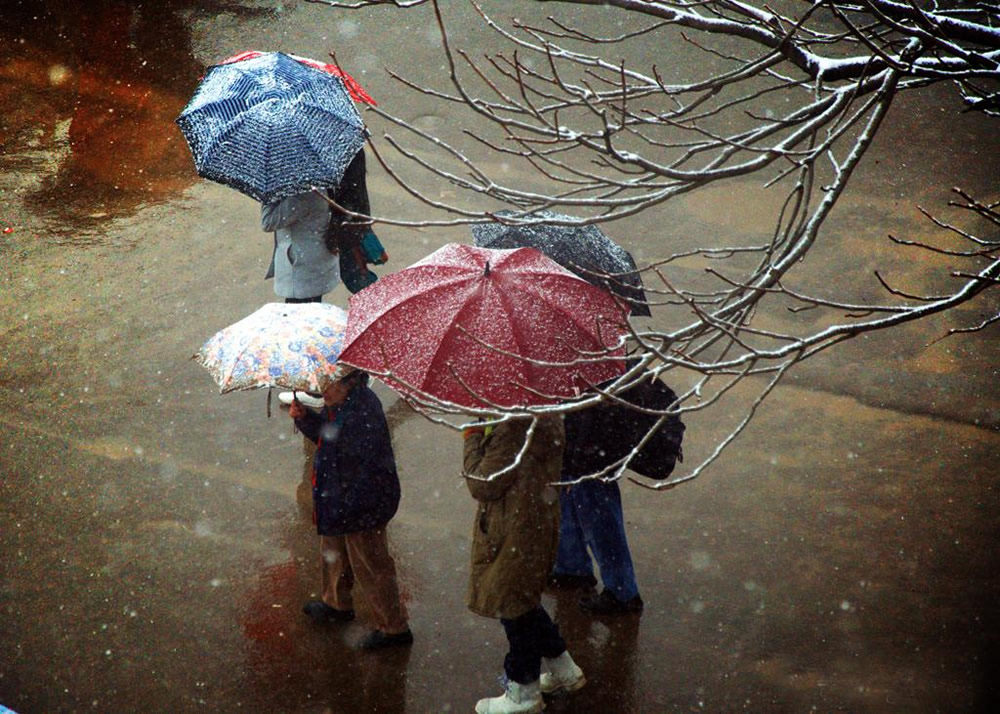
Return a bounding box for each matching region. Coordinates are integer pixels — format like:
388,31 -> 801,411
320,528 -> 409,634
296,437 -> 316,511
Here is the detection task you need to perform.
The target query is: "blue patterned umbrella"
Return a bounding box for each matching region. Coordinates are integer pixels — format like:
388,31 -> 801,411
176,52 -> 366,203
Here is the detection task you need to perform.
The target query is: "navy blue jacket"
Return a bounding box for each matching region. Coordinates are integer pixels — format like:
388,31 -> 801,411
294,386 -> 400,536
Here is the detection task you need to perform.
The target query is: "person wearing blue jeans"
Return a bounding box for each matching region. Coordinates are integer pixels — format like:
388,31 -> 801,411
551,368 -> 684,615
552,479 -> 644,615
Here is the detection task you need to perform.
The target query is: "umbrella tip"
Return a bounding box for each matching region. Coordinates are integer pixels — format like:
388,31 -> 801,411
484,261 -> 491,277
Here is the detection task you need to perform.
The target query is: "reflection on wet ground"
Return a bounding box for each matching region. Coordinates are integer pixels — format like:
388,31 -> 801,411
1,1 -> 999,713
0,1 -> 270,241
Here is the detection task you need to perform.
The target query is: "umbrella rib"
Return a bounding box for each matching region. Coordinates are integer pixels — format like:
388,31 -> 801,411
298,83 -> 363,128
195,109 -> 253,175
507,274 -> 627,354
489,278 -> 536,400
346,268 -> 474,336
217,335 -> 262,394
290,115 -> 361,188
419,282 -> 496,405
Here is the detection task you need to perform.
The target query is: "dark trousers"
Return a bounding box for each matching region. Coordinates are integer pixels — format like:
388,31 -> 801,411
500,606 -> 567,684
285,296 -> 322,304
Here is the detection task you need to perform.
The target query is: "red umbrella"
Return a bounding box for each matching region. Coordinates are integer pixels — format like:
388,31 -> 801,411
338,243 -> 629,409
217,50 -> 376,106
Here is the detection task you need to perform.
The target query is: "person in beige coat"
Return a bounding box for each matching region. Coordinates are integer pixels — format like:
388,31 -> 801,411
463,415 -> 586,714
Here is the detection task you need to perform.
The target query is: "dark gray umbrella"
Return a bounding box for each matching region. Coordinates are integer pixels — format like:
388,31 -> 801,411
176,52 -> 366,204
471,210 -> 652,316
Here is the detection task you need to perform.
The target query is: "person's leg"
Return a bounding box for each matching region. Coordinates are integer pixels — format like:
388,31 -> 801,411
296,436 -> 315,512
501,607 -> 563,684
551,487 -> 597,584
531,606 -> 568,660
576,480 -> 640,602
304,535 -> 355,622
475,609 -> 548,712
320,534 -> 354,610
534,604 -> 586,695
344,527 -> 409,635
501,606 -> 587,694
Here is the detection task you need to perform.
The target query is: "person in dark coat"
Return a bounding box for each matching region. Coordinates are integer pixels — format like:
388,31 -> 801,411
288,365 -> 412,650
550,372 -> 684,615
324,148 -> 387,294
270,149 -> 378,480
463,416 -> 585,713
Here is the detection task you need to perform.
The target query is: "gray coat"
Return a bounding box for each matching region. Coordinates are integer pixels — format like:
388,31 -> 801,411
262,191 -> 340,299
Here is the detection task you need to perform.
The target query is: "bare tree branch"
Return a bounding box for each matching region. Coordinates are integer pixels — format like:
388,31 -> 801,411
312,0 -> 999,485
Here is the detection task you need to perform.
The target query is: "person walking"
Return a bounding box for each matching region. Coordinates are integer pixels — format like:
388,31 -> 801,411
550,478 -> 644,615
265,148 -> 372,409
463,416 -> 585,713
549,370 -> 684,615
288,365 -> 412,650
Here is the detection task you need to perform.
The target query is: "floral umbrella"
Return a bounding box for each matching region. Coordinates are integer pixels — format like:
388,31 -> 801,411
194,302 -> 348,394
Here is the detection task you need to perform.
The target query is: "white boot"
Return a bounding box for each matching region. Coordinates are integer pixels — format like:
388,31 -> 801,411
475,679 -> 544,714
539,651 -> 586,695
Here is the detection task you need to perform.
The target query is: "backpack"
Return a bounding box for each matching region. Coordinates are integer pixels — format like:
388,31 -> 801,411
562,374 -> 685,481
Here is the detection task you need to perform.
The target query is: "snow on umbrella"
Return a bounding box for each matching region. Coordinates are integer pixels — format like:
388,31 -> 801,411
472,210 -> 652,317
337,243 -> 629,410
176,51 -> 366,204
194,302 -> 349,394
217,50 -> 376,106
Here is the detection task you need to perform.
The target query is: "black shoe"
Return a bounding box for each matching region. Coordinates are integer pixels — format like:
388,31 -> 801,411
579,589 -> 644,615
303,600 -> 355,623
546,573 -> 598,590
358,629 -> 414,650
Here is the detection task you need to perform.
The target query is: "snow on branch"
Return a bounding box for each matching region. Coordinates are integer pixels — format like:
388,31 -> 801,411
315,0 -> 998,486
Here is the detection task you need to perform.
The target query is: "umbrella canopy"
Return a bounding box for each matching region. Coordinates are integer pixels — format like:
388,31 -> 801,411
337,243 -> 629,409
176,51 -> 366,203
195,302 -> 349,394
472,210 -> 652,317
217,50 -> 376,106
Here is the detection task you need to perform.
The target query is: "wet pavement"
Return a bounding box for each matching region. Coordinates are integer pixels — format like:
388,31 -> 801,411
2,1 -> 999,713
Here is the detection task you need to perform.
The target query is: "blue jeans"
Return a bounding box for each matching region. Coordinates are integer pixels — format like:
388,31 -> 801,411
554,479 -> 639,601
